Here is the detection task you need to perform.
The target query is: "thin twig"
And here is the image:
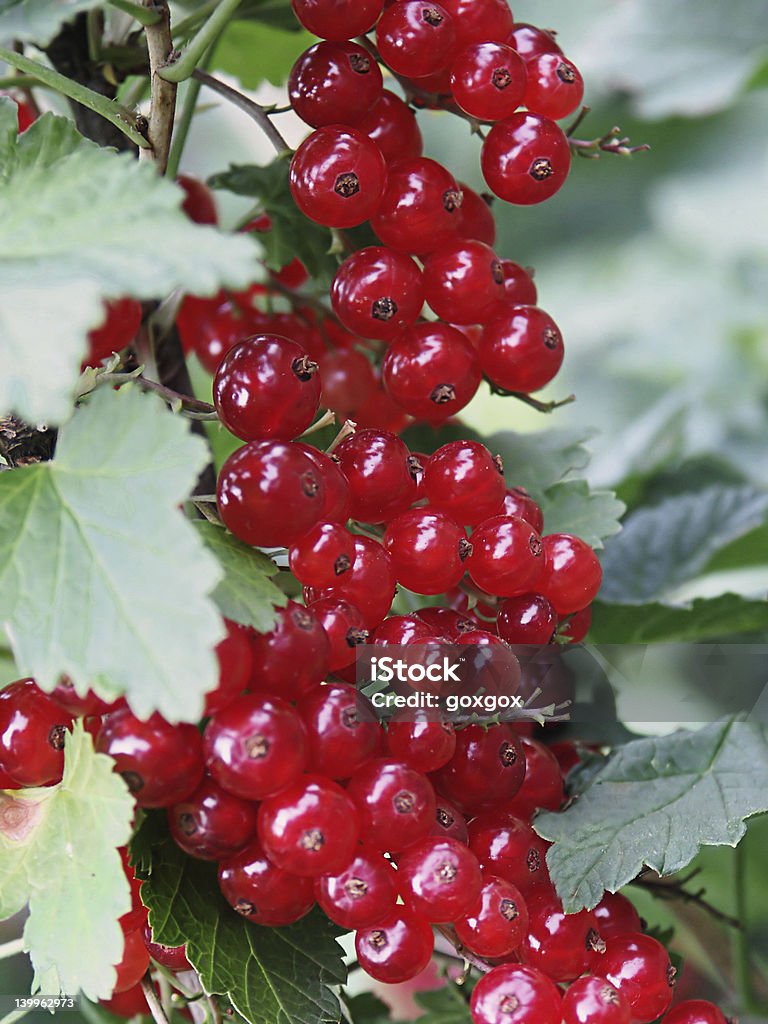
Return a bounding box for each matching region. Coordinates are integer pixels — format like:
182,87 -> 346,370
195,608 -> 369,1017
488,384 -> 576,414
566,107 -> 650,159
141,0 -> 177,173
191,69 -> 291,154
140,973 -> 171,1024
633,870 -> 741,930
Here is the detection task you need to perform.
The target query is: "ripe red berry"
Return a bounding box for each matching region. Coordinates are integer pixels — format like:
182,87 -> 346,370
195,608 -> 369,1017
319,347 -> 378,421
398,836 -> 482,921
423,440 -> 505,526
288,41 -> 383,128
248,600 -> 329,700
539,533 -> 602,614
203,693 -> 307,800
371,157 -> 463,254
374,614 -> 434,646
258,774 -> 360,876
376,1 -> 457,79
522,891 -> 603,982
441,0 -> 513,46
384,507 -> 469,594
355,909 -> 434,984
503,737 -> 564,819
289,522 -> 354,587
450,42 -> 527,122
290,126 -> 387,229
178,174 -> 218,224
497,594 -> 557,644
467,515 -> 544,597
595,933 -> 675,1022
431,797 -> 469,843
561,976 -> 631,1024
203,620 -> 253,716
560,604 -> 593,643
500,260 -> 538,304
480,304 -> 564,393
5,92 -> 36,133
502,487 -> 544,532
333,428 -> 417,523
457,183 -> 496,245
308,596 -> 369,670
0,679 -> 73,787
347,758 -> 436,852
423,240 -> 505,324
315,848 -> 399,929
96,710 -> 203,807
217,441 -> 325,547
176,293 -> 244,374
306,535 -> 396,629
331,246 -> 424,341
357,89 -> 423,163
481,112 -> 571,205
141,923 -> 190,972
294,443 -> 352,523
592,891 -> 643,940
468,810 -> 551,896
386,709 -> 456,773
507,23 -> 563,61
168,776 -> 259,861
433,724 -> 526,814
218,837 -> 316,925
382,322 -> 482,423
49,676 -> 121,718
470,964 -> 562,1024
298,682 -> 381,779
663,1001 -> 729,1024
524,53 -> 584,121
213,335 -> 321,441
290,0 -> 384,39
112,924 -> 151,994
86,298 -> 143,365
455,876 -> 529,957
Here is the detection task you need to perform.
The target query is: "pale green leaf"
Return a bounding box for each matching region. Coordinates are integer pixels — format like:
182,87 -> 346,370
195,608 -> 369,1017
0,0 -> 102,45
0,385 -> 224,722
540,480 -> 625,549
0,722 -> 135,999
590,594 -> 768,643
489,428 -> 593,503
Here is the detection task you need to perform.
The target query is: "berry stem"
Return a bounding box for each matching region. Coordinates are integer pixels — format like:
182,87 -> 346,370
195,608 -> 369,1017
300,410 -> 337,437
190,69 -> 291,154
140,972 -> 172,1024
632,869 -> 741,930
487,384 -> 576,414
435,923 -> 495,976
0,937 -> 25,961
325,419 -> 357,454
566,107 -> 650,159
107,0 -> 163,26
158,0 -> 241,83
141,0 -> 177,174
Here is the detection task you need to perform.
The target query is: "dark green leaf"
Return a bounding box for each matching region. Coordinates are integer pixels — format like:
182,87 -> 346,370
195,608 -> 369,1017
413,983 -> 471,1024
343,992 -> 392,1024
235,0 -> 303,31
539,480 -> 624,549
535,720 -> 768,912
590,594 -> 768,643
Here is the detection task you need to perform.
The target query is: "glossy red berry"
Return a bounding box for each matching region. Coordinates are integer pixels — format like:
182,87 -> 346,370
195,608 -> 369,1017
141,923 -> 191,971
423,240 -> 505,324
424,440 -> 505,526
431,797 -> 469,843
560,604 -> 592,643
500,260 -> 538,305
333,428 -> 417,523
289,522 -> 354,587
592,891 -> 643,940
347,758 -> 436,852
295,443 -> 352,523
290,126 -> 387,229
524,53 -> 584,121
455,876 -> 529,957
480,304 -> 564,393
176,293 -> 244,374
441,0 -> 513,46
315,848 -> 399,929
308,596 -> 369,670
503,737 -> 564,819
382,323 -> 482,423
331,246 -> 424,341
507,23 -> 563,61
168,776 -> 259,861
522,891 -> 603,982
319,347 -> 378,420
289,41 -> 383,128
595,933 -> 675,1022
298,682 -> 381,779
663,1001 -> 729,1024
49,676 -> 119,718
470,964 -> 562,1024
497,594 -> 557,644
468,811 -> 551,896
0,680 -> 73,787
376,1 -> 457,79
213,335 -> 321,441
203,693 -> 307,800
539,533 -> 603,614
384,507 -> 469,594
217,441 -> 325,547
398,836 -> 482,921
386,709 -> 456,773
433,724 -> 526,814
112,924 -> 151,994
258,774 -> 360,876
355,909 -> 434,984
218,837 -> 315,925
357,89 -> 423,163
457,183 -> 496,245
178,174 -> 218,224
290,0 -> 384,39
450,42 -> 527,122
481,112 -> 571,205
204,620 -> 254,716
306,535 -> 396,629
561,976 -> 631,1024
86,298 -> 143,365
248,600 -> 329,700
374,614 -> 434,646
502,487 -> 544,532
467,515 -> 544,597
96,710 -> 203,807
371,157 -> 463,254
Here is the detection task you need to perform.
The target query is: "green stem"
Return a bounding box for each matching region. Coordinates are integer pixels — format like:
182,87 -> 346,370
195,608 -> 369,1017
0,74 -> 41,89
734,840 -> 768,1013
108,0 -> 162,24
166,76 -> 201,178
0,937 -> 24,960
159,0 -> 242,83
140,974 -> 170,1024
0,47 -> 149,148
0,1010 -> 30,1024
172,0 -> 219,40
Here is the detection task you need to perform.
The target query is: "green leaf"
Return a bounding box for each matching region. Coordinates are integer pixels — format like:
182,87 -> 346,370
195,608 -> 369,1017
0,721 -> 134,999
0,0 -> 101,45
135,815 -> 347,1024
413,984 -> 472,1024
590,594 -> 768,643
213,19 -> 312,87
535,719 -> 768,912
208,157 -> 337,280
194,520 -> 287,632
490,428 -> 593,503
0,386 -> 224,723
0,105 -> 259,425
232,0 -> 304,32
540,480 -> 625,549
343,993 -> 392,1024
599,486 -> 768,604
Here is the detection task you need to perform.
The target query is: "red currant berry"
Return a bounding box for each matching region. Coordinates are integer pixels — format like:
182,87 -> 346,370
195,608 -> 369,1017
290,126 -> 387,229
258,774 -> 360,876
112,924 -> 151,994
142,923 -> 191,971
319,347 -> 377,420
355,909 -> 434,984
99,983 -> 150,1017
298,682 -> 381,779
376,1 -> 457,79
441,0 -> 513,46
168,776 -> 258,861
468,811 -> 551,896
333,428 -> 417,523
592,891 -> 642,939
387,709 -> 456,773
307,535 -> 396,629
503,487 -> 544,532
480,304 -> 564,393
431,797 -> 469,843
176,293 -> 243,374
522,891 -> 603,981
450,42 -> 527,122
97,710 -> 204,807
507,23 -> 563,61
415,605 -> 477,638
203,620 -> 254,717
455,876 -> 529,957
294,443 -> 352,523
424,440 -> 505,526
561,976 -> 631,1024
331,246 -> 424,341
423,240 -> 505,324
383,323 -> 481,423
559,604 -> 592,643
503,737 -> 564,819
289,522 -> 354,587
213,335 -> 321,441
470,964 -> 562,1024
467,515 -> 544,597
289,41 -> 383,128
481,112 -> 571,205
539,533 -> 602,614
371,157 -> 463,254
663,1001 -> 729,1024
217,441 -> 325,547
357,89 -> 423,163
347,758 -> 436,852
433,724 -> 526,814
384,507 -> 469,594
49,676 -> 120,718
308,596 -> 369,670
248,601 -> 330,700
5,93 -> 36,133
0,679 -> 73,787
457,183 -> 496,245
497,594 -> 557,645
178,174 -> 218,224
595,933 -> 675,1022
373,614 -> 434,646
315,848 -> 399,929
500,260 -> 538,305
86,298 -> 142,365
203,693 -> 307,800
219,837 -> 315,925
398,836 -> 482,921
290,0 -> 384,39
524,53 -> 584,121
